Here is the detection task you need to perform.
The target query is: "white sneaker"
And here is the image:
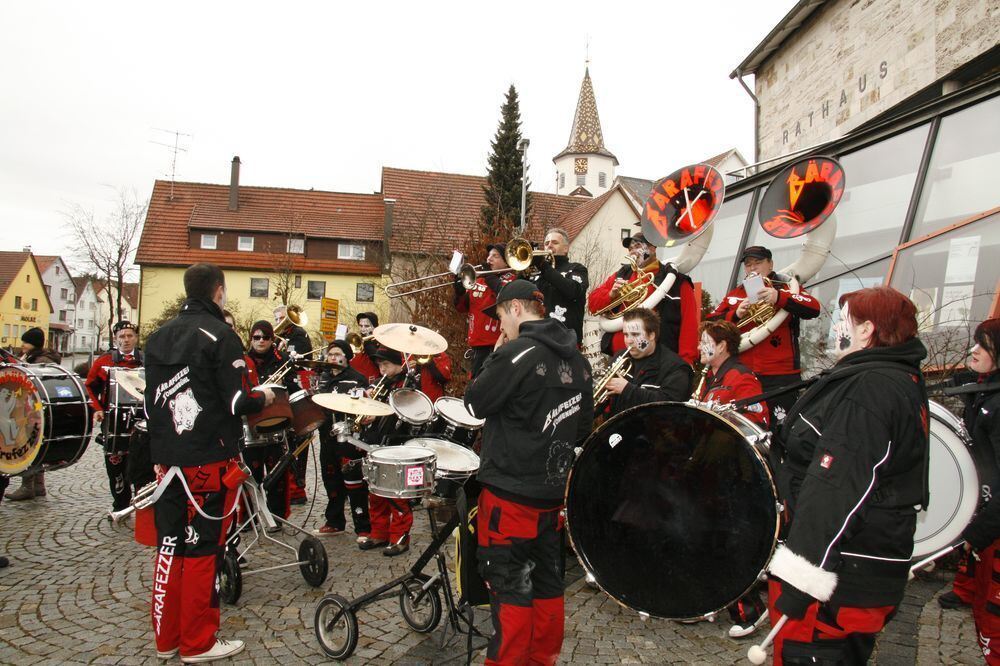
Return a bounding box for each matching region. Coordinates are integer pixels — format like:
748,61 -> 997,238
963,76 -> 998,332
157,647 -> 178,659
728,613 -> 768,638
181,639 -> 245,663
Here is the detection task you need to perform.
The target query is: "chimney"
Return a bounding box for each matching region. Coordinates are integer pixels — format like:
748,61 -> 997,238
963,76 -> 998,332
382,198 -> 395,270
229,156 -> 241,211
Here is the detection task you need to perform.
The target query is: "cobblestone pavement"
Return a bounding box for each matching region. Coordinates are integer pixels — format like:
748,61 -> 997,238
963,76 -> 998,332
0,445 -> 982,664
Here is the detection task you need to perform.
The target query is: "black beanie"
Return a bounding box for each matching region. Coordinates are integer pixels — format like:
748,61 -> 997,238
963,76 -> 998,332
327,339 -> 354,362
250,320 -> 275,339
21,327 -> 44,349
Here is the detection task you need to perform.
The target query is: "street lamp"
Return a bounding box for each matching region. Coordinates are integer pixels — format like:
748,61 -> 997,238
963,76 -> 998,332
518,138 -> 530,231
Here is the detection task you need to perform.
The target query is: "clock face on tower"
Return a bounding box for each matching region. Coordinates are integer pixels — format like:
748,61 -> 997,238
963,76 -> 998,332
574,158 -> 588,175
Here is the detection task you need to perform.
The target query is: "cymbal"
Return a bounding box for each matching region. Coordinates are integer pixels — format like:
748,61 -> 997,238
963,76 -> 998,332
372,323 -> 448,356
312,391 -> 394,417
115,371 -> 146,401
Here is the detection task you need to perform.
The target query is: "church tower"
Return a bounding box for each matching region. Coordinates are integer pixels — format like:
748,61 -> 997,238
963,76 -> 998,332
553,67 -> 618,197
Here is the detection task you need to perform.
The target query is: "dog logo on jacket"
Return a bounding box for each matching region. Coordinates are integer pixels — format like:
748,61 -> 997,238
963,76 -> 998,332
169,388 -> 202,435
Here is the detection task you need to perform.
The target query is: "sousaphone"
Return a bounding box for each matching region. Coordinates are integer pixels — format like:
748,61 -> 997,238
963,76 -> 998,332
599,163 -> 726,334
740,155 -> 845,351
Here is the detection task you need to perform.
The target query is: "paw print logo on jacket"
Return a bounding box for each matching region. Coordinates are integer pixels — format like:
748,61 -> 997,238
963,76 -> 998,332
558,361 -> 573,384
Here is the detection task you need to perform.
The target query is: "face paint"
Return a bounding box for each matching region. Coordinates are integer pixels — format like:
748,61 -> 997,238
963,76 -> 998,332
832,303 -> 854,358
623,321 -> 650,355
637,339 -> 649,350
699,334 -> 716,359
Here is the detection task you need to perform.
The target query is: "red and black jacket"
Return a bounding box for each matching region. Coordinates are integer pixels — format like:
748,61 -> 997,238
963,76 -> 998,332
706,272 -> 820,377
698,356 -> 769,428
418,352 -> 452,402
85,349 -> 144,412
454,272 -> 515,348
588,260 -> 699,365
955,370 -> 1000,551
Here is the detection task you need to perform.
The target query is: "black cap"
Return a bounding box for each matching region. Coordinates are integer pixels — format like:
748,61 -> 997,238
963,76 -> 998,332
21,327 -> 44,348
250,320 -> 275,339
113,320 -> 138,335
371,345 -> 403,366
622,232 -> 653,249
326,339 -> 354,362
483,279 -> 545,320
356,311 -> 379,327
485,243 -> 507,258
740,246 -> 772,261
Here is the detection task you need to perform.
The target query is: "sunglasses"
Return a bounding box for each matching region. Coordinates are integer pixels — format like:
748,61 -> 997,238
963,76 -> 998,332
251,334 -> 272,341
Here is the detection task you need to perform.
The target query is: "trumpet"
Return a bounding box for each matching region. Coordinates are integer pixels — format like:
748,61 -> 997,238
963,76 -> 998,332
593,354 -> 633,406
108,480 -> 158,524
736,273 -> 779,328
369,373 -> 390,402
592,256 -> 656,319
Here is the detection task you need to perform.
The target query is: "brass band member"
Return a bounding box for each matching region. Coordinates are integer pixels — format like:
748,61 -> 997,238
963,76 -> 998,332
315,340 -> 371,539
588,233 -> 699,364
766,287 -> 927,664
454,243 -> 515,377
85,320 -> 144,513
599,308 -> 692,418
466,280 -> 594,665
706,245 -> 820,426
350,312 -> 380,385
528,228 -> 589,345
271,304 -> 312,356
145,263 -> 275,661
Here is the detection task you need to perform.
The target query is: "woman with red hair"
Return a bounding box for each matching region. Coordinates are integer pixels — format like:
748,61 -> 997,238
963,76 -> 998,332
764,286 -> 929,664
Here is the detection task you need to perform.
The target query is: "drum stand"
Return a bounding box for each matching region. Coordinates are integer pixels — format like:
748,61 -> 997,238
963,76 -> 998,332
314,503 -> 488,661
220,456 -> 329,605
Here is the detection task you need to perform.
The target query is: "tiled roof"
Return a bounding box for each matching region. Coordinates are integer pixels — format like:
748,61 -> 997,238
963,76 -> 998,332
380,167 -> 587,255
0,251 -> 31,299
554,68 -> 618,163
71,276 -> 91,294
122,283 -> 139,309
34,255 -> 59,274
136,180 -> 383,274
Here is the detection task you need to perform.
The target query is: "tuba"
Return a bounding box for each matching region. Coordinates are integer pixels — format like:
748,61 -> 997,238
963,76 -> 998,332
599,163 -> 725,334
739,155 -> 844,352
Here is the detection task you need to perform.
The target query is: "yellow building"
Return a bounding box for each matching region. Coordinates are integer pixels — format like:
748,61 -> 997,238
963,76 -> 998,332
135,158 -> 390,344
0,251 -> 53,351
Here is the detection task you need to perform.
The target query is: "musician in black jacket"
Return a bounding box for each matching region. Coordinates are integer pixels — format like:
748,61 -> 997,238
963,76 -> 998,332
315,340 -> 371,539
766,287 -> 928,664
144,263 -> 274,662
598,308 -> 692,417
529,227 -> 589,345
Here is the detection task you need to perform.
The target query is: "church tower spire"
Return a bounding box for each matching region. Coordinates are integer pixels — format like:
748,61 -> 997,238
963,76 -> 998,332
553,67 -> 618,197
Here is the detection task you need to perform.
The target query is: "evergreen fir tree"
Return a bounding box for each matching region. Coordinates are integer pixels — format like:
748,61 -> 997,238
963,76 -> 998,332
480,85 -> 531,237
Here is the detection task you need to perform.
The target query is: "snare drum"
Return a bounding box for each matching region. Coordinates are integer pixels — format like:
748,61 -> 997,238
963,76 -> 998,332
387,388 -> 435,437
104,367 -> 145,455
289,388 -> 325,437
241,420 -> 288,449
246,384 -> 292,434
911,401 -> 981,560
427,397 -> 485,448
406,437 -> 480,499
0,363 -> 91,476
362,445 -> 437,499
566,401 -> 779,620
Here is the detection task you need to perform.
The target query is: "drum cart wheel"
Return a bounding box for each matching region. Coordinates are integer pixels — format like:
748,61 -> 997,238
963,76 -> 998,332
299,536 -> 329,587
219,548 -> 243,605
399,577 -> 443,633
314,594 -> 358,660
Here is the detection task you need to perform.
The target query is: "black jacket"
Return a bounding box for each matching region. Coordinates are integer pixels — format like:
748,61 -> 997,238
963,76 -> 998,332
317,366 -> 366,394
144,298 -> 264,467
608,344 -> 692,416
769,338 -> 929,612
465,318 -> 594,505
529,255 -> 589,345
956,371 -> 1000,550
23,348 -> 62,364
284,324 -> 313,357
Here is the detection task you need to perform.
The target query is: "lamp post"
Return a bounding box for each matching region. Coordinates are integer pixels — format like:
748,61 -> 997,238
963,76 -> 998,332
518,138 -> 530,231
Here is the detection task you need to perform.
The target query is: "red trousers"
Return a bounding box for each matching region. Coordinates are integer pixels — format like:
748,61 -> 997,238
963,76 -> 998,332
953,549 -> 977,603
766,580 -> 895,665
368,493 -> 412,543
476,488 -> 564,666
974,541 -> 1000,664
152,460 -> 238,657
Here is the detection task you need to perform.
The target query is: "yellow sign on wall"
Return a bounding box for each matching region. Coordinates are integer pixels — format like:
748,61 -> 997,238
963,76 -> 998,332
320,297 -> 339,341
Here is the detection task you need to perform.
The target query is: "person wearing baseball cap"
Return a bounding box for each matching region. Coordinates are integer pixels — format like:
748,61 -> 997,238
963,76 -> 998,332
467,278 -> 594,664
454,243 -> 515,378
587,231 -> 699,364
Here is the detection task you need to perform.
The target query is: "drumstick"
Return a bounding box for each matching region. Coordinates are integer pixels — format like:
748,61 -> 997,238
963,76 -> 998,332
747,614 -> 787,664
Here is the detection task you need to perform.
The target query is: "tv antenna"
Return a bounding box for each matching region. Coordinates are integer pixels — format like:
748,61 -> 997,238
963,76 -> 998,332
150,128 -> 192,200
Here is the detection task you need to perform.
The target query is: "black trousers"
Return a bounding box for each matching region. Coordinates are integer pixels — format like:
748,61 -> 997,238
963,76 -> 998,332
101,434 -> 133,512
319,437 -> 370,534
242,443 -> 289,519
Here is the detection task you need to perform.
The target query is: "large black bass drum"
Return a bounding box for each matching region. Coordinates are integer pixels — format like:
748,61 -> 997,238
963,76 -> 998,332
565,401 -> 779,620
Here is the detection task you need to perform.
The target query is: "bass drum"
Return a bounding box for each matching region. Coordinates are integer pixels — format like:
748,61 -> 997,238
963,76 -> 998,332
0,363 -> 91,476
911,401 -> 980,560
566,401 -> 779,620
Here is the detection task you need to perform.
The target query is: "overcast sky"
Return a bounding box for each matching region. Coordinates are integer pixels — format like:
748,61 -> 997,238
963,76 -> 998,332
0,1 -> 797,268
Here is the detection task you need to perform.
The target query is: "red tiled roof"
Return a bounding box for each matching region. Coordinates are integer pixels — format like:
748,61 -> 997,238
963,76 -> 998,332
136,180 -> 383,274
34,255 -> 59,274
380,167 -> 587,255
0,251 -> 31,299
71,276 -> 91,294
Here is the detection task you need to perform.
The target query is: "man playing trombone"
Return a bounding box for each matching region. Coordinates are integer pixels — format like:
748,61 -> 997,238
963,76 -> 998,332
453,243 -> 515,377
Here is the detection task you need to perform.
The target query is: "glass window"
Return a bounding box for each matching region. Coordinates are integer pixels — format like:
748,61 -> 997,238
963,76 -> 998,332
307,280 -> 326,300
200,234 -> 217,249
559,173 -> 565,189
621,228 -> 632,241
338,243 -> 365,260
287,238 -> 305,254
250,278 -> 269,298
294,275 -> 302,289
238,236 -> 254,251
31,299 -> 38,311
889,211 -> 1000,367
356,283 -> 375,302
911,96 -> 1000,240
59,310 -> 66,322
686,192 -> 753,307
60,288 -> 68,299
14,296 -> 21,308
2,324 -> 8,338
55,265 -> 60,275
82,335 -> 87,346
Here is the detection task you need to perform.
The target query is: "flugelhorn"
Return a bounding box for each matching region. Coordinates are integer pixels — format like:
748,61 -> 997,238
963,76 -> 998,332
593,354 -> 633,406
